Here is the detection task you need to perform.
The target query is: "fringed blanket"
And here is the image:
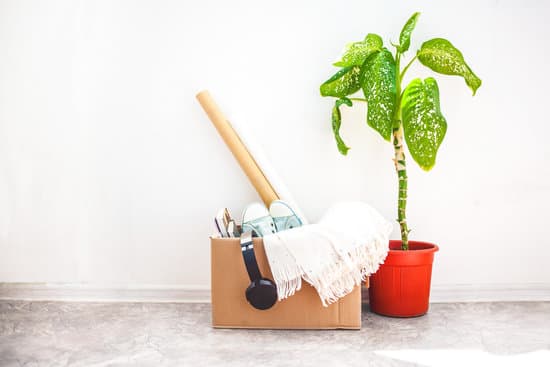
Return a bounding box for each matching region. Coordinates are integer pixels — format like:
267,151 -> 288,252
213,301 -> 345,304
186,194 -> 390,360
263,202 -> 392,306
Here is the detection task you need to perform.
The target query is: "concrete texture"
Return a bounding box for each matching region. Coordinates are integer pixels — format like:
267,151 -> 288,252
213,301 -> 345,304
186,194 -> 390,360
1,301 -> 549,366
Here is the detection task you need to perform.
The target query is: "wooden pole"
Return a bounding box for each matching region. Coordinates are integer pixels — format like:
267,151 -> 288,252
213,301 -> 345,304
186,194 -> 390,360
196,90 -> 279,207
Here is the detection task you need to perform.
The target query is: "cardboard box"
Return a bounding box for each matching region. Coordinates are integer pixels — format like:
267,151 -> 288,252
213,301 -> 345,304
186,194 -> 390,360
211,237 -> 363,329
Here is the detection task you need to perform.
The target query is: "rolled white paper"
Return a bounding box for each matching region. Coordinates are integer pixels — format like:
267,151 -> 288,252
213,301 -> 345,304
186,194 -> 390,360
230,116 -> 309,224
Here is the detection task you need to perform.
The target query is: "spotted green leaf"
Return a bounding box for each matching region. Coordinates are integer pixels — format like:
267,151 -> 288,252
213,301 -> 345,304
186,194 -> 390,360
333,33 -> 383,67
401,77 -> 447,170
398,12 -> 420,53
361,49 -> 396,141
320,66 -> 361,98
417,38 -> 482,95
332,98 -> 353,155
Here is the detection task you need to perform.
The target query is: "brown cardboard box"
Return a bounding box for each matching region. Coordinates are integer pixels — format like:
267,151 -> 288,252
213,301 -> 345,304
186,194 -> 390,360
211,237 -> 363,329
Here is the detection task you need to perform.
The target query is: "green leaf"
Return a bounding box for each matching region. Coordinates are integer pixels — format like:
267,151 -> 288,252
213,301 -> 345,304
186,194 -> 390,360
361,49 -> 396,141
398,12 -> 420,53
401,77 -> 447,170
333,33 -> 383,67
417,38 -> 482,95
331,98 -> 353,155
320,66 -> 361,98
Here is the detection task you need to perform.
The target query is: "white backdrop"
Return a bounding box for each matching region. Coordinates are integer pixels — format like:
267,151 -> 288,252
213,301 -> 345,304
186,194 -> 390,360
1,0 -> 549,298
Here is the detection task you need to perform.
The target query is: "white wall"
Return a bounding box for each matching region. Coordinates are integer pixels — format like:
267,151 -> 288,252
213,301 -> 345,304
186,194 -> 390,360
1,0 -> 549,295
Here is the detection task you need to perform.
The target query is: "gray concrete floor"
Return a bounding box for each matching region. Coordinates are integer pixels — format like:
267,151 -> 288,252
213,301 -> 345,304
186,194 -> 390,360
1,301 -> 549,367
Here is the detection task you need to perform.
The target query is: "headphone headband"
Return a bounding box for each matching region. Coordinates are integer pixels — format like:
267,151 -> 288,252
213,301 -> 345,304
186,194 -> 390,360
240,231 -> 262,281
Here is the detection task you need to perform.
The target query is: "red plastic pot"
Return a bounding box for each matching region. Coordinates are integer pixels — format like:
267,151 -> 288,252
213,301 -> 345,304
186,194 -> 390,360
368,240 -> 439,317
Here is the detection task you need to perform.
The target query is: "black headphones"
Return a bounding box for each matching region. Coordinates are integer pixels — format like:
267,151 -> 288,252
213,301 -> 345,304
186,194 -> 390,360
240,230 -> 278,310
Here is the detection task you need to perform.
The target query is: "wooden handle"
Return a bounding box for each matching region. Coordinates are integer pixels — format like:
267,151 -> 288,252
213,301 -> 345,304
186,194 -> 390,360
196,90 -> 279,206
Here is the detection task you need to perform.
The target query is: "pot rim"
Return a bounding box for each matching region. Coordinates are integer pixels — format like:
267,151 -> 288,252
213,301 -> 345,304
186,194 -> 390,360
388,239 -> 439,254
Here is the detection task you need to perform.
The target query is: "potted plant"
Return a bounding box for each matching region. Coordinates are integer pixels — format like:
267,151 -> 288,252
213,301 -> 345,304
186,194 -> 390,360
320,12 -> 481,317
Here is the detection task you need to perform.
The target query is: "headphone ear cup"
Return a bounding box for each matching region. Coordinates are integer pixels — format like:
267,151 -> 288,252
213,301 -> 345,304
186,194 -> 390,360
245,278 -> 278,310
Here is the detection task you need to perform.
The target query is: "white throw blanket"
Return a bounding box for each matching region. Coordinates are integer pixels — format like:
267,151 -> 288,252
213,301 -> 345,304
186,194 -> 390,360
263,202 -> 392,306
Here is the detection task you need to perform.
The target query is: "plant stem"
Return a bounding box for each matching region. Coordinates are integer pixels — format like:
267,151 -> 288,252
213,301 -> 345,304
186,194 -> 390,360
400,55 -> 417,80
393,126 -> 409,250
349,98 -> 367,103
393,51 -> 410,250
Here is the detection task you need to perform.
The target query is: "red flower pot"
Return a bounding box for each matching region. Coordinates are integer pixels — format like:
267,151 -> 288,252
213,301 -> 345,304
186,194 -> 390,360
368,240 -> 439,317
